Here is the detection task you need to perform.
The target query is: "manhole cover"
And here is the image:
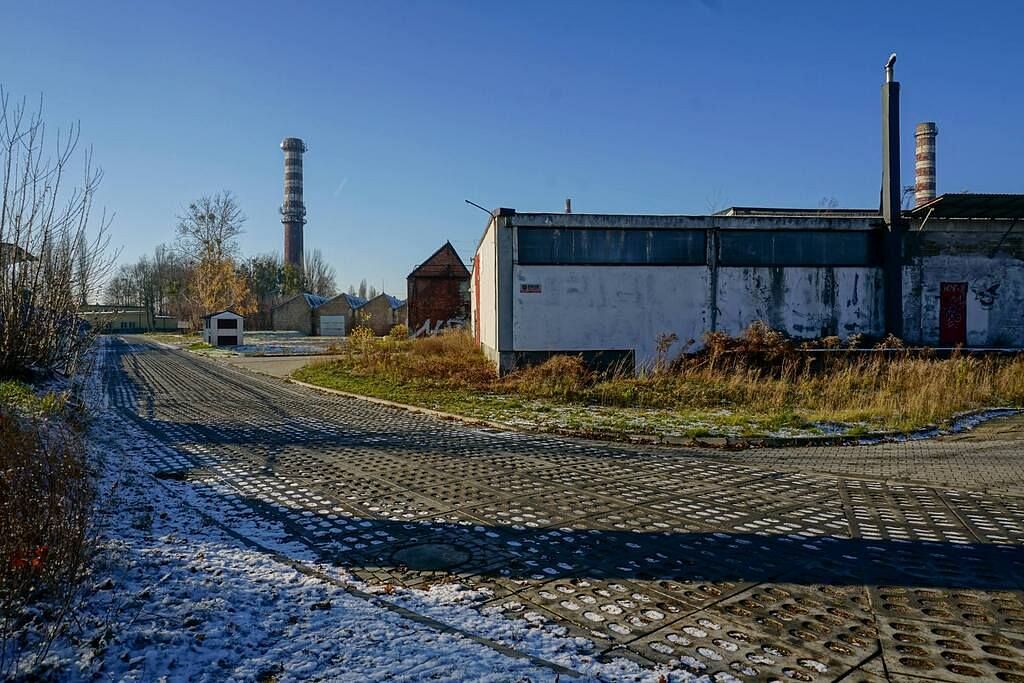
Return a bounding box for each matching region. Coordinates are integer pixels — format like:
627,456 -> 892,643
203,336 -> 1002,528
392,543 -> 471,571
153,468 -> 216,482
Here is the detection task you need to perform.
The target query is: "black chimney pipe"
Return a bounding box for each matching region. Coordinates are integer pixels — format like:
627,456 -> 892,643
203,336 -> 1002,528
881,54 -> 904,338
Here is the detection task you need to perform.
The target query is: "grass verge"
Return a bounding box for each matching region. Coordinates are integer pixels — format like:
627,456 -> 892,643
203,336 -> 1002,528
293,326 -> 1024,440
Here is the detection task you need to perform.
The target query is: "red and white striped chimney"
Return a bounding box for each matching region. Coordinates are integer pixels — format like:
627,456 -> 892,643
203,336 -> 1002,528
914,122 -> 938,207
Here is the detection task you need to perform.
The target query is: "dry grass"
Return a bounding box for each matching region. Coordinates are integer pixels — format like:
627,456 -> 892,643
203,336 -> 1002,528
0,381 -> 92,676
296,326 -> 1024,434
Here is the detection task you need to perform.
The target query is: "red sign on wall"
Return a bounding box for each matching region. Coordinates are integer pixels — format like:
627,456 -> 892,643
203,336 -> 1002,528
939,282 -> 967,347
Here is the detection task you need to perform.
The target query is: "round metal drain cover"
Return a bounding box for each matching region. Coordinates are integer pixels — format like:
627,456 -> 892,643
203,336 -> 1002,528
392,543 -> 470,571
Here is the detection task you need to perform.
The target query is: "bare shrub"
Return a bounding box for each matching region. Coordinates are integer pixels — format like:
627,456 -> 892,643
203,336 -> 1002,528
403,330 -> 495,387
0,90 -> 114,378
505,355 -> 593,400
0,383 -> 91,676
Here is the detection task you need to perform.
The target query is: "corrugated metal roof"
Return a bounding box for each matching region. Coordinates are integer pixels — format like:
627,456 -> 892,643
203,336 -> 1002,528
302,293 -> 329,308
911,193 -> 1024,219
344,294 -> 367,309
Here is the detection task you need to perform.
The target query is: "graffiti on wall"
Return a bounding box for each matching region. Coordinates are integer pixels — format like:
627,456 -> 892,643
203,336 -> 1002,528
412,318 -> 467,338
972,277 -> 1001,310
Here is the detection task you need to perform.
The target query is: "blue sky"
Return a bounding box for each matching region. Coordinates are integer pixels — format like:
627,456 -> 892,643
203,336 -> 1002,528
4,1 -> 1022,294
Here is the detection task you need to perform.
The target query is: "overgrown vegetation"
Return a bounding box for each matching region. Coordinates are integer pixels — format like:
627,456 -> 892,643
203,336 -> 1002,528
0,90 -> 104,676
0,89 -> 112,379
294,324 -> 1024,438
0,386 -> 92,676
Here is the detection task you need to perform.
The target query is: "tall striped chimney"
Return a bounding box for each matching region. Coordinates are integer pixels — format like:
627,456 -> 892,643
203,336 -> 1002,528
280,137 -> 307,270
914,122 -> 938,207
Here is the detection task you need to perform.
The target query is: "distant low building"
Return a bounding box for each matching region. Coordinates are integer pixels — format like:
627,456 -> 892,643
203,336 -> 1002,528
271,293 -> 329,335
202,310 -> 244,347
313,293 -> 367,336
407,241 -> 470,337
79,305 -> 179,333
357,293 -> 407,336
0,243 -> 35,265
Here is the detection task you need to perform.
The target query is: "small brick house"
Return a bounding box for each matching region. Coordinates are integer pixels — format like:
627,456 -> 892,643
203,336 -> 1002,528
406,241 -> 471,337
271,293 -> 328,335
356,294 -> 407,336
313,293 -> 366,336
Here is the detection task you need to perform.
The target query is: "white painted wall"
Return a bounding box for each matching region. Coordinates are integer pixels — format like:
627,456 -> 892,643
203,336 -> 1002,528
473,221 -> 498,358
905,255 -> 1024,346
715,267 -> 884,339
512,265 -> 711,369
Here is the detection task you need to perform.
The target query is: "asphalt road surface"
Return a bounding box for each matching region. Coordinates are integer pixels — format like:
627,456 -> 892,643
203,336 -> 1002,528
108,336 -> 1024,682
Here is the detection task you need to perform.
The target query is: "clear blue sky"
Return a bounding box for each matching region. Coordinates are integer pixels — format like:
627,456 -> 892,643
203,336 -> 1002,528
4,1 -> 1022,294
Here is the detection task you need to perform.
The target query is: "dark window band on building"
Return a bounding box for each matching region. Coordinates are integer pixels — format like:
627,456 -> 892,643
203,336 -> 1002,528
517,227 -> 707,266
718,230 -> 884,267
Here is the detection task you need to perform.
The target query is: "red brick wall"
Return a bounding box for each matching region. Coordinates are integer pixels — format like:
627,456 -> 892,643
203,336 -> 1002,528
407,275 -> 469,336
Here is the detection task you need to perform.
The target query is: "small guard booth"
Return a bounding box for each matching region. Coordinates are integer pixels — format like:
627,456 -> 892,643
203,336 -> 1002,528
202,310 -> 244,347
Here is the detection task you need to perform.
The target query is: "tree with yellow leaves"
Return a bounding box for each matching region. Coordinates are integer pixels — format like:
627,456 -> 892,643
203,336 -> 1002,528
187,252 -> 256,326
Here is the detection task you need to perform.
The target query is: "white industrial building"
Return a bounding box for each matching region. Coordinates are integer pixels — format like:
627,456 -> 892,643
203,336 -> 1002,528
471,60 -> 1024,373
471,199 -> 1024,374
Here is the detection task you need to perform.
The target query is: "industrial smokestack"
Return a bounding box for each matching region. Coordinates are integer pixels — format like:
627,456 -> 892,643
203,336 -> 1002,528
914,122 -> 938,206
880,53 -> 903,338
280,137 -> 307,270
565,197 -> 572,214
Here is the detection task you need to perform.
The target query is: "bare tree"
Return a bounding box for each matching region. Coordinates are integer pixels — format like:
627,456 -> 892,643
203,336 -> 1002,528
0,89 -> 113,378
303,248 -> 337,298
175,191 -> 245,261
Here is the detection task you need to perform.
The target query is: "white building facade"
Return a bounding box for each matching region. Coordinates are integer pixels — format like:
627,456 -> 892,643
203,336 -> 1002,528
472,200 -> 1024,373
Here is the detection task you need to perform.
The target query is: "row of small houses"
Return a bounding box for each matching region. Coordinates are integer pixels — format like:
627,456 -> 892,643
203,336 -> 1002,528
271,241 -> 472,337
79,241 -> 473,340
271,291 -> 407,336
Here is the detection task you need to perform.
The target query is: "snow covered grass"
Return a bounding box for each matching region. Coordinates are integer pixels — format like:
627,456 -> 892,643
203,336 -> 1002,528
293,327 -> 1024,440
12,343 -> 687,681
160,331 -> 347,357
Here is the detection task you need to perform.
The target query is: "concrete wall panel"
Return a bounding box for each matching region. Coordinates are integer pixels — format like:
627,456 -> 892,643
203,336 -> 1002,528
904,255 -> 1024,346
511,265 -> 710,369
715,267 -> 884,339
474,221 -> 498,358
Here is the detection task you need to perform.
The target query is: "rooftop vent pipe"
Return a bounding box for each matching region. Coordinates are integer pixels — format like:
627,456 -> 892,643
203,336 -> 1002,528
565,198 -> 572,214
914,122 -> 938,207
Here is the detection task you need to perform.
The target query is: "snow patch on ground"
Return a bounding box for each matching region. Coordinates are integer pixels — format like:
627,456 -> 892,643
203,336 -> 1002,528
23,343 -> 695,681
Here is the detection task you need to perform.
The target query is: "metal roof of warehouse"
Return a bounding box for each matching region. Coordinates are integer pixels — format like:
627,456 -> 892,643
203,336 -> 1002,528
911,193 -> 1024,219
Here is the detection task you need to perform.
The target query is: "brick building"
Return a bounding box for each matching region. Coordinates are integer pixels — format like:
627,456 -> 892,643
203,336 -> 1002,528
313,293 -> 366,336
271,293 -> 328,335
406,241 -> 471,337
357,293 -> 407,336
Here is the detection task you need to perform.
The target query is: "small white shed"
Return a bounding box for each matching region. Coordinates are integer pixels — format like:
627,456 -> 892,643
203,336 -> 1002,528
202,310 -> 244,347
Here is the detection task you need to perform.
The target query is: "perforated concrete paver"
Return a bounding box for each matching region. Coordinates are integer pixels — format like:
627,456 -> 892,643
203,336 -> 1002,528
108,337 -> 1024,681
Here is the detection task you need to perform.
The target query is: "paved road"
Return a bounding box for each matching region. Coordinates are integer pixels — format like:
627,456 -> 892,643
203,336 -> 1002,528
107,336 -> 1024,682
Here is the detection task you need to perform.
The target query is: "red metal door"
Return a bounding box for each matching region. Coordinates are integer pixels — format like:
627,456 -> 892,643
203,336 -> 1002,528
939,282 -> 967,346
